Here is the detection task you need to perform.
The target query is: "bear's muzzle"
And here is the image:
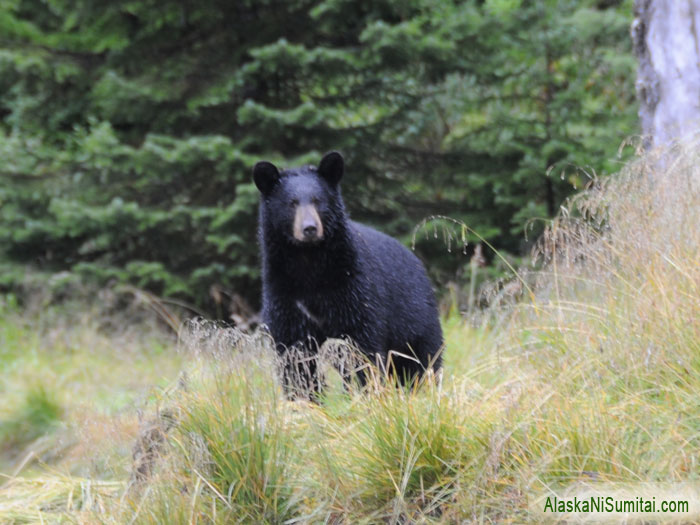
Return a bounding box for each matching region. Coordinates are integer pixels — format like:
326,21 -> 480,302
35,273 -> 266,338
293,204 -> 324,243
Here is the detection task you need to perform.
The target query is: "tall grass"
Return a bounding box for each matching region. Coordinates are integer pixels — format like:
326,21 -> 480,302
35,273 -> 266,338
0,143 -> 698,523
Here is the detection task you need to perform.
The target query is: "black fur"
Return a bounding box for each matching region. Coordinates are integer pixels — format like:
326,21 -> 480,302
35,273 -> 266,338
254,152 -> 443,397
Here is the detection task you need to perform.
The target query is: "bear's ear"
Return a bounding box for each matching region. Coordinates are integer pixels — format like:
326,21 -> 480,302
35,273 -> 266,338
318,151 -> 344,186
253,161 -> 280,195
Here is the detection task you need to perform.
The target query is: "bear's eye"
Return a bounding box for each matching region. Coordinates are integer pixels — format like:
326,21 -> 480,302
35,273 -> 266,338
311,197 -> 320,206
290,199 -> 299,207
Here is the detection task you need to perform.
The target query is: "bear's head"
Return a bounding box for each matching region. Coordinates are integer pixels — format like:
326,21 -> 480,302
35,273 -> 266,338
253,151 -> 345,246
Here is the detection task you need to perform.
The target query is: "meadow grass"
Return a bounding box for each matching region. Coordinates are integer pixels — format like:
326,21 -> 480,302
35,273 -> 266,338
0,143 -> 698,523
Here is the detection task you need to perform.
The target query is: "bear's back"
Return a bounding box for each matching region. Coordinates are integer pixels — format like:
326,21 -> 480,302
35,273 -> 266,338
350,221 -> 431,292
349,221 -> 442,360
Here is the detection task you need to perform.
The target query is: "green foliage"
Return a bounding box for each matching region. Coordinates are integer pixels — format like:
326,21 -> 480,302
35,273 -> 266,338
0,0 -> 637,314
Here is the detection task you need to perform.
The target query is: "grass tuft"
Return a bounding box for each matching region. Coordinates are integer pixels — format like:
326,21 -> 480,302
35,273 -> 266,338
1,386 -> 63,453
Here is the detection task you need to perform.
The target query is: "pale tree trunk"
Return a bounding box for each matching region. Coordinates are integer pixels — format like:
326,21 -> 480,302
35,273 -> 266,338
632,0 -> 700,148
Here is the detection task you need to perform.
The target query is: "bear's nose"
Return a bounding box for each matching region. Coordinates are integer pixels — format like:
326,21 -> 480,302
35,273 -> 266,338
303,224 -> 318,239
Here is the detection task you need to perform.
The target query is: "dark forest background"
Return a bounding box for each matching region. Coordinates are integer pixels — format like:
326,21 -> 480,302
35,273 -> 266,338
0,0 -> 637,317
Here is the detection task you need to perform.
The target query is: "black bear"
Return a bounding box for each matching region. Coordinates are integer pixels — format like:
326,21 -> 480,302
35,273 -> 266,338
253,151 -> 443,397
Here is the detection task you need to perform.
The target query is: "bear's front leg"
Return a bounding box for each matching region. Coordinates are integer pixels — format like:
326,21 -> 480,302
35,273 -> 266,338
278,338 -> 325,401
264,301 -> 326,400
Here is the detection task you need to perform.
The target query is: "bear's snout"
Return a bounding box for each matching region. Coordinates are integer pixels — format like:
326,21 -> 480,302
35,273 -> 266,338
293,204 -> 324,243
303,223 -> 317,239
